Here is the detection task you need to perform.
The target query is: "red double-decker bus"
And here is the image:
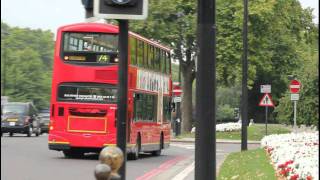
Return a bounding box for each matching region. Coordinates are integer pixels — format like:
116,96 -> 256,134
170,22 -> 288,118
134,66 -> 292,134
48,23 -> 172,159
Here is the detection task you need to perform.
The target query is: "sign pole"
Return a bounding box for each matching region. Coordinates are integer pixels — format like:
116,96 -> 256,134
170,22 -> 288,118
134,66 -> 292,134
117,19 -> 128,180
293,100 -> 297,132
289,79 -> 301,133
265,106 -> 268,135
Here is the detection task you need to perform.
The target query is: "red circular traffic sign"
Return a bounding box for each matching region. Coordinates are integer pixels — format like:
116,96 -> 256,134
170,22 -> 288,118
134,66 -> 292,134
290,80 -> 301,93
173,82 -> 182,96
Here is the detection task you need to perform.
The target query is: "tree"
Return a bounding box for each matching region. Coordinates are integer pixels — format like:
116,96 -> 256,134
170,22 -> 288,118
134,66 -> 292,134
130,0 -> 197,132
246,0 -> 318,122
130,0 -> 318,131
1,21 -> 54,109
275,24 -> 319,128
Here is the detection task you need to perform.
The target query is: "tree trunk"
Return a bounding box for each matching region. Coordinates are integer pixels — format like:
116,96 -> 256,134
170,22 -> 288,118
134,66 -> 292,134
181,64 -> 195,133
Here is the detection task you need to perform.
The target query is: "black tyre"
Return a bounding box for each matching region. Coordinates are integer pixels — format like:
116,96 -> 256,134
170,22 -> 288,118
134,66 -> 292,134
9,132 -> 14,137
35,127 -> 41,136
152,135 -> 163,156
128,135 -> 140,160
63,150 -> 84,158
27,126 -> 33,137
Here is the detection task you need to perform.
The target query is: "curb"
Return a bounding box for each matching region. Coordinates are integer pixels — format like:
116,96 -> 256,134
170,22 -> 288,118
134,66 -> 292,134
171,138 -> 261,144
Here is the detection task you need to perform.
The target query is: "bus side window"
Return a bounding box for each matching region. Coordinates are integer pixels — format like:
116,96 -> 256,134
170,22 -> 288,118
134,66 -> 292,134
134,93 -> 142,121
147,44 -> 152,69
165,52 -> 170,74
142,94 -> 147,121
154,48 -> 160,71
130,37 -> 137,65
144,42 -> 148,68
161,50 -> 166,73
153,95 -> 158,122
137,41 -> 143,67
149,46 -> 155,70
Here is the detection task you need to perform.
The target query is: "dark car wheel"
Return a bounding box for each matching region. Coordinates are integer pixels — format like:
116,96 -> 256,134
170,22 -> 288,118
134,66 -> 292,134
27,126 -> 33,137
35,127 -> 41,136
9,132 -> 14,137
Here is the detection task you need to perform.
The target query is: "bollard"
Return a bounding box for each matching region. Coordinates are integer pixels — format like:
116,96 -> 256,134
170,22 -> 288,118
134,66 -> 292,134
94,146 -> 124,180
94,164 -> 112,180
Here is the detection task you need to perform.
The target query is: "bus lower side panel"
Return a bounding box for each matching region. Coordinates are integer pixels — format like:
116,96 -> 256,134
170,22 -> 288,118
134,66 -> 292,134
49,142 -> 170,153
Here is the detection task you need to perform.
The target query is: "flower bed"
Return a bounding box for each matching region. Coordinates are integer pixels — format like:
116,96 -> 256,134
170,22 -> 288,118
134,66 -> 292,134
261,132 -> 319,180
190,122 -> 242,133
216,122 -> 241,132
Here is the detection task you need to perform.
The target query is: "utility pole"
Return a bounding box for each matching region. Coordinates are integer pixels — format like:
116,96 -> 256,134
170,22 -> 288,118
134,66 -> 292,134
241,0 -> 248,151
195,0 -> 216,179
117,20 -> 129,180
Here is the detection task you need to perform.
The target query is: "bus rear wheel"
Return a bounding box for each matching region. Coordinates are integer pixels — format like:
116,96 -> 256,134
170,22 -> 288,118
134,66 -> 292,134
152,135 -> 163,156
128,136 -> 140,160
63,150 -> 84,158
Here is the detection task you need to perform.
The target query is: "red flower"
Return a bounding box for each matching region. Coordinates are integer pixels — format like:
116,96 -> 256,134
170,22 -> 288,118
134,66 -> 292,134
290,174 -> 299,180
278,164 -> 286,168
280,169 -> 288,176
285,160 -> 294,165
307,175 -> 313,180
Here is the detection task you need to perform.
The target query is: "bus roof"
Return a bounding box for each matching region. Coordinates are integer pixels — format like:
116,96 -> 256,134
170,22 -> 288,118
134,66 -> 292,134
58,23 -> 171,52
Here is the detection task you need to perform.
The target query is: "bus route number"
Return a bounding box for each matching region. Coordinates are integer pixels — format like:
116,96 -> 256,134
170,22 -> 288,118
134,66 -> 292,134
97,55 -> 109,63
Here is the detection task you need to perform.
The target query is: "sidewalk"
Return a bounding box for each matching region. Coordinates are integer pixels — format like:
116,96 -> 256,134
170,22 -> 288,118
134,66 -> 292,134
171,137 -> 261,144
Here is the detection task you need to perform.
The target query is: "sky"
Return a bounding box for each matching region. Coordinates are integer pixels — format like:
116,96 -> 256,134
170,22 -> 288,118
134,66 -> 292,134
1,0 -> 319,35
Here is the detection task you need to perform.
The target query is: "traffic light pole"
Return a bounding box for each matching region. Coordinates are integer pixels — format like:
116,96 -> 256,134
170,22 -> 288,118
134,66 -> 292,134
195,0 -> 216,179
241,0 -> 248,151
117,20 -> 128,180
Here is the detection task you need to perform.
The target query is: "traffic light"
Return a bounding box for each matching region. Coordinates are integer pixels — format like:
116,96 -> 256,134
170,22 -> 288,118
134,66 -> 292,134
234,108 -> 239,119
104,0 -> 137,6
94,0 -> 148,20
81,0 -> 94,18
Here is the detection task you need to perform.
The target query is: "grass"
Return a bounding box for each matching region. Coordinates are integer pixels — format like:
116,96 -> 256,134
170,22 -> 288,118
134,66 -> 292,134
176,124 -> 291,141
218,148 -> 277,180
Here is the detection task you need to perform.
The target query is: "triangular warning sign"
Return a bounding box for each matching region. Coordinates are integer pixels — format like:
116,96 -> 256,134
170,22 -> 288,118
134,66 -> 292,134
259,93 -> 275,107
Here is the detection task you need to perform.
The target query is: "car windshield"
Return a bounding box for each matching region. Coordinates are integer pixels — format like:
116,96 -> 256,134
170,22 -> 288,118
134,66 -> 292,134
3,104 -> 27,114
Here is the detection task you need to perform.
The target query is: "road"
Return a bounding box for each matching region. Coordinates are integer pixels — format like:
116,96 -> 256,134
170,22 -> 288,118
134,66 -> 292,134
1,134 -> 260,180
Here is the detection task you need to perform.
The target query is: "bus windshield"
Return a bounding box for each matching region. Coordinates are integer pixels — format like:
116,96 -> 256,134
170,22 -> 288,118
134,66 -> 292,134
57,83 -> 117,104
61,32 -> 119,65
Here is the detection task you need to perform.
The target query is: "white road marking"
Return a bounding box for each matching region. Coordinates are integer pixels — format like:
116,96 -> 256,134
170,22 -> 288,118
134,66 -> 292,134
171,143 -> 224,153
171,162 -> 195,180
